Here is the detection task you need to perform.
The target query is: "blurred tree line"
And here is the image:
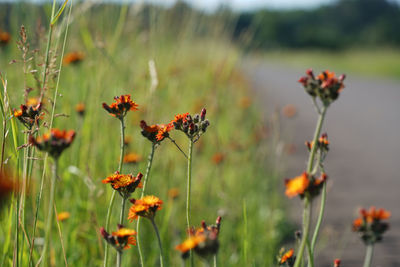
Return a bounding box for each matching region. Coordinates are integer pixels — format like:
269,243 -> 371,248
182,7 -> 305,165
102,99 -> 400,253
233,0 -> 400,50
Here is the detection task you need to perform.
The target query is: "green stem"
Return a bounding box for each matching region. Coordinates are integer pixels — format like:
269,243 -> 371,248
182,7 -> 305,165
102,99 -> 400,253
293,106 -> 327,267
150,218 -> 164,267
363,244 -> 374,267
137,142 -> 156,267
39,158 -> 58,266
116,197 -> 126,267
310,183 -> 327,252
186,139 -> 194,266
103,118 -> 125,267
213,255 -> 217,267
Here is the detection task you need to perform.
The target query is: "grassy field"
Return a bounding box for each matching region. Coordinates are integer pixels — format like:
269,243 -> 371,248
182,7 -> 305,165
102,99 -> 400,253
263,49 -> 400,79
0,3 -> 289,266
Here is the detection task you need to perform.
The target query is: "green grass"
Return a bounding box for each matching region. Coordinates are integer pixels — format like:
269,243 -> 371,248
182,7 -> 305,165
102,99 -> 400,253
263,48 -> 400,79
0,3 -> 288,266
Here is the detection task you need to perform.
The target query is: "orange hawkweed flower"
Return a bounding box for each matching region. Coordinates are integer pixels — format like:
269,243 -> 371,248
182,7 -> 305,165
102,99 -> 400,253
279,248 -> 294,265
30,129 -> 75,159
123,153 -> 142,164
0,31 -> 11,45
101,225 -> 137,251
128,195 -> 163,221
285,172 -> 309,198
102,94 -> 138,120
211,153 -> 224,165
57,212 -> 70,222
75,103 -> 85,116
102,171 -> 142,198
168,188 -> 180,200
176,216 -> 222,259
353,206 -> 390,244
63,51 -> 84,65
156,123 -> 173,141
0,170 -> 18,210
334,259 -> 341,267
13,98 -> 42,129
171,112 -> 189,126
171,109 -> 210,140
282,104 -> 297,118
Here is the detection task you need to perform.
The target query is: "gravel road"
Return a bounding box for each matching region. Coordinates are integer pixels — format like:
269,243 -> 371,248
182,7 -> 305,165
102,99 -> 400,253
244,59 -> 400,266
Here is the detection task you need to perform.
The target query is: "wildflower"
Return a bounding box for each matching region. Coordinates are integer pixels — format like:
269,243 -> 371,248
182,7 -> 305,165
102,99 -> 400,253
211,153 -> 224,165
13,98 -> 42,129
102,94 -> 138,120
101,224 -> 136,252
75,103 -> 85,116
333,259 -> 341,267
306,133 -> 329,158
123,153 -> 142,164
168,188 -> 180,200
176,216 -> 222,259
63,51 -> 84,65
298,69 -> 345,105
57,212 -> 70,222
353,206 -> 390,244
0,30 -> 11,45
128,195 -> 163,221
30,129 -> 75,159
124,136 -> 132,147
171,108 -> 210,141
140,120 -> 171,144
285,172 -> 327,199
279,248 -> 295,266
102,171 -> 142,199
238,96 -> 251,109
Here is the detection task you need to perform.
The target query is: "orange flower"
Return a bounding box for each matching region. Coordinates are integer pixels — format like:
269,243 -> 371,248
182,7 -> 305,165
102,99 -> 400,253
75,103 -> 85,116
361,206 -> 391,223
57,212 -> 70,222
102,172 -> 142,198
63,51 -> 84,65
211,153 -> 224,165
0,31 -> 11,45
13,98 -> 42,128
30,129 -> 75,158
123,153 -> 142,164
353,206 -> 390,244
171,112 -> 189,126
175,235 -> 206,254
282,104 -> 297,118
102,94 -> 138,119
285,172 -> 309,198
168,188 -> 180,199
101,225 -> 137,250
128,195 -> 163,221
352,217 -> 363,231
238,97 -> 251,109
0,170 -> 18,209
280,249 -> 294,264
156,123 -> 173,141
334,259 -> 341,267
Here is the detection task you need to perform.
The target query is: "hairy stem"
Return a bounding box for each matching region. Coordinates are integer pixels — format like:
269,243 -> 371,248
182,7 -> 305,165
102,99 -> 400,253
363,244 -> 374,267
150,218 -> 164,267
137,142 -> 156,267
116,197 -> 126,267
186,139 -> 194,265
310,183 -> 327,252
103,118 -> 125,267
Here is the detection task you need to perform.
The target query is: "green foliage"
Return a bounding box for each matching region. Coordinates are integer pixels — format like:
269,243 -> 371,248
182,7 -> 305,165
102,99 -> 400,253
0,3 -> 287,266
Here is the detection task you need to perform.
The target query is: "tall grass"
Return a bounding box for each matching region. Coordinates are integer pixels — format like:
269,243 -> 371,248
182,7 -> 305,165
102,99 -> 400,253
0,2 -> 288,266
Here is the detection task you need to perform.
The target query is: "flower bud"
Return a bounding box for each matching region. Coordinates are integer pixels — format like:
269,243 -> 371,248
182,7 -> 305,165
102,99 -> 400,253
201,108 -> 206,121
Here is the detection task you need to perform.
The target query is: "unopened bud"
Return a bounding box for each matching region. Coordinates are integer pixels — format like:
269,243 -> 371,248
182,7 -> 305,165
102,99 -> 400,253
193,114 -> 200,123
201,108 -> 206,121
306,68 -> 314,78
334,259 -> 341,267
338,74 -> 346,82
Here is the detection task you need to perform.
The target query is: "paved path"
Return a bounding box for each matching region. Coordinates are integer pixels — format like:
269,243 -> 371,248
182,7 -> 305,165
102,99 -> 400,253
243,59 -> 400,266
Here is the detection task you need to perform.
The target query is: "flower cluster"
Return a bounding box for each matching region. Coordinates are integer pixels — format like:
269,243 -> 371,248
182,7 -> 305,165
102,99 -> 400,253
100,224 -> 137,252
353,206 -> 390,244
278,248 -> 295,266
30,129 -> 75,159
63,51 -> 85,65
13,98 -> 42,129
102,171 -> 142,199
306,133 -> 329,152
140,120 -> 173,143
298,69 -> 345,106
102,95 -> 139,120
176,216 -> 222,259
128,195 -> 163,221
0,30 -> 11,46
171,108 -> 210,141
285,172 -> 327,199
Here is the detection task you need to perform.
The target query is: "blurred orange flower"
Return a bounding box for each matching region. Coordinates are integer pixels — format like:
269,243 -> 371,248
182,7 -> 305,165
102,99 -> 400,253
30,129 -> 75,158
123,153 -> 142,164
282,104 -> 297,118
212,153 -> 225,165
285,172 -> 310,198
57,212 -> 70,222
63,51 -> 84,65
0,31 -> 11,45
75,103 -> 85,116
280,248 -> 294,264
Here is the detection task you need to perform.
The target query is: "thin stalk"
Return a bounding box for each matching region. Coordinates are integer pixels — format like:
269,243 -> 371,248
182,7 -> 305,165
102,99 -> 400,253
213,255 -> 217,267
38,158 -> 58,266
186,139 -> 194,266
103,118 -> 125,267
168,137 -> 188,159
116,197 -> 126,267
363,244 -> 374,267
294,104 -> 327,267
150,218 -> 164,267
310,183 -> 327,252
